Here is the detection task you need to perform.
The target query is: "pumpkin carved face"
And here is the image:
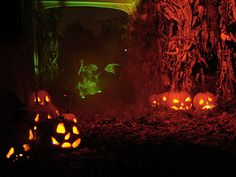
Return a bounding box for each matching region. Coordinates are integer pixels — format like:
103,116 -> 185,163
28,90 -> 52,106
193,92 -> 216,110
38,117 -> 81,150
5,143 -> 31,162
28,105 -> 59,126
27,104 -> 60,142
5,129 -> 34,162
149,92 -> 168,107
149,94 -> 160,107
166,91 -> 192,111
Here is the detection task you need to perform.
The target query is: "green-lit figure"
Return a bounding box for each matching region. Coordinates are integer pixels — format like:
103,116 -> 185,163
76,59 -> 120,98
76,60 -> 101,98
104,63 -> 120,74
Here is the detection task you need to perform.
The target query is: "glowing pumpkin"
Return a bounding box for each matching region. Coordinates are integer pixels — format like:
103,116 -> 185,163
27,104 -> 60,142
193,92 -> 216,110
37,116 -> 81,150
149,92 -> 169,108
149,94 -> 160,107
28,90 -> 53,106
5,143 -> 31,162
28,104 -> 59,126
5,128 -> 34,162
166,91 -> 192,111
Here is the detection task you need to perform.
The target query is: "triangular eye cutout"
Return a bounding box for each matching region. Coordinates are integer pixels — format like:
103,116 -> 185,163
56,123 -> 66,134
45,96 -> 50,103
208,97 -> 213,101
199,99 -> 204,105
34,97 -> 41,105
185,97 -> 191,102
34,114 -> 39,123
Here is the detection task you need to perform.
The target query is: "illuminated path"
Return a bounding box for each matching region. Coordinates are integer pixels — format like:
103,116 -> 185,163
41,0 -> 140,15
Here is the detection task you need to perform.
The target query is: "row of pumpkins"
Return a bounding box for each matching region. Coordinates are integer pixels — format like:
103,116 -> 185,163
149,91 -> 217,111
3,90 -> 216,161
4,90 -> 81,162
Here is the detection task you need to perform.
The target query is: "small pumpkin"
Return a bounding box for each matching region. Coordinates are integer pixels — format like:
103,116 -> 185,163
28,90 -> 53,106
5,143 -> 31,162
27,104 -> 60,142
5,128 -> 34,162
28,104 -> 59,126
166,91 -> 192,111
149,94 -> 160,107
149,92 -> 169,108
37,116 -> 81,150
193,92 -> 216,110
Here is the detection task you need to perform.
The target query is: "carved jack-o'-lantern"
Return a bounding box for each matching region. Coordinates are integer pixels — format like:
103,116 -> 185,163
149,94 -> 160,107
5,143 -> 31,162
27,104 -> 60,142
28,105 -> 59,126
149,92 -> 169,107
37,116 -> 81,150
28,90 -> 53,106
166,91 -> 192,111
5,129 -> 34,162
193,92 -> 216,110
27,90 -> 59,126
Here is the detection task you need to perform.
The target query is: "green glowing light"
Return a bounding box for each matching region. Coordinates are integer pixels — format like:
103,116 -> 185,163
33,51 -> 39,76
104,63 -> 119,74
41,0 -> 141,14
76,80 -> 102,99
76,60 -> 102,98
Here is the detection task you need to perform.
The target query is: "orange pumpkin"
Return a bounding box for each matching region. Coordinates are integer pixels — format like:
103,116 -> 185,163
149,92 -> 168,108
193,92 -> 216,110
27,104 -> 60,142
4,127 -> 34,162
28,90 -> 53,106
166,91 -> 192,111
37,116 -> 81,151
28,104 -> 59,125
149,94 -> 160,107
5,143 -> 32,162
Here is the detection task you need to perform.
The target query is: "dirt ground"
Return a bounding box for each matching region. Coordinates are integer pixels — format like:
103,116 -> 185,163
1,99 -> 236,177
